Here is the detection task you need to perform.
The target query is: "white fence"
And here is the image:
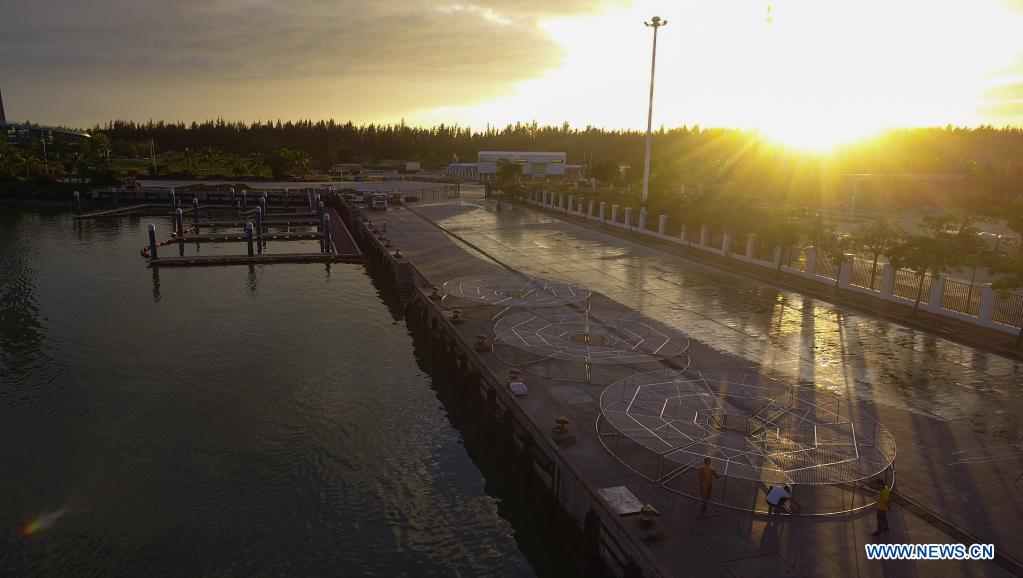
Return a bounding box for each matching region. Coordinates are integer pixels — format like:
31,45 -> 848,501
523,192 -> 1023,335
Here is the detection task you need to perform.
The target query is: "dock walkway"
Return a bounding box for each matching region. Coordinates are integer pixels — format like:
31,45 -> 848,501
366,196 -> 1020,577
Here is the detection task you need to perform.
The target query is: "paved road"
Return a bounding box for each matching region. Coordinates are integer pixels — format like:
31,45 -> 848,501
404,195 -> 1023,572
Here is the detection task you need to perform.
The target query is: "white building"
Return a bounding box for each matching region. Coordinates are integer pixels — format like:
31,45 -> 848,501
477,151 -> 567,181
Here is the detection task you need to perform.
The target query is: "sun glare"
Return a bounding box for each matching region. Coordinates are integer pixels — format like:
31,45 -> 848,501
411,0 -> 1023,145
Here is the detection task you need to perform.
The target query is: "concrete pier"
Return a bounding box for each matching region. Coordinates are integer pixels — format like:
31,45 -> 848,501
353,192 -> 1022,578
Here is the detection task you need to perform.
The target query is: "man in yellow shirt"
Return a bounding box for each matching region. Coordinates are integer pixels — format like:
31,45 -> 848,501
870,478 -> 891,537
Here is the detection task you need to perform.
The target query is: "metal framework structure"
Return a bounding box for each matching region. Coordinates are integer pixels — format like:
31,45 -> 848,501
442,275 -> 591,308
597,370 -> 897,515
492,310 -> 690,383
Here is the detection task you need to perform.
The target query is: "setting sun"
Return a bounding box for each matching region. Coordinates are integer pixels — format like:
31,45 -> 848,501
412,0 -> 1023,150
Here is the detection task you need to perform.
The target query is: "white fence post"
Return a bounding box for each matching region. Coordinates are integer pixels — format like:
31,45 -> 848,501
611,204 -> 619,224
599,202 -> 606,223
658,215 -> 667,235
979,284 -> 996,323
623,207 -> 632,229
722,233 -> 732,256
746,233 -> 758,260
639,208 -> 647,231
838,255 -> 854,289
804,247 -> 818,279
772,247 -> 783,270
680,225 -> 688,245
927,275 -> 945,312
881,264 -> 895,298
699,225 -> 709,247
568,195 -> 574,213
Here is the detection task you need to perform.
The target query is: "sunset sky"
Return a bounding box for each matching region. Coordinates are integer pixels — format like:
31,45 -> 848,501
2,0 -> 1023,149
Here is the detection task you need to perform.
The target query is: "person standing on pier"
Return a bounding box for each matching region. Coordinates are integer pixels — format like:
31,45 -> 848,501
697,457 -> 720,517
870,478 -> 891,537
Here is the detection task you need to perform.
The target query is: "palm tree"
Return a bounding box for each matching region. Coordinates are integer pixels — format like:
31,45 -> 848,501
853,218 -> 904,290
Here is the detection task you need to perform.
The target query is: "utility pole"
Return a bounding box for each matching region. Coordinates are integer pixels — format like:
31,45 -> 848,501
641,15 -> 667,217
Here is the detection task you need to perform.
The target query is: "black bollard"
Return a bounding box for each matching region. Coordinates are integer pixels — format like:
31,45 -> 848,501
245,222 -> 254,256
147,224 -> 159,260
73,191 -> 81,214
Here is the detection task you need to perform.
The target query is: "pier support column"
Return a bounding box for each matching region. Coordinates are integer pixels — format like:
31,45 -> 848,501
623,207 -> 632,229
610,204 -> 618,225
658,214 -> 667,235
245,222 -> 255,257
73,191 -> 81,214
147,224 -> 158,260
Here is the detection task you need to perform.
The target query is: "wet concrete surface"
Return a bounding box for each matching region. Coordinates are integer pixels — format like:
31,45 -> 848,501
371,195 -> 1023,576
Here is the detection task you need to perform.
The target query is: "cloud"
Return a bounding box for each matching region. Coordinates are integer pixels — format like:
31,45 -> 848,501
0,0 -> 622,124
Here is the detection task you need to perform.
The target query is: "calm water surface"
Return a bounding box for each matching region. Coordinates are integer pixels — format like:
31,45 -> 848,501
0,209 -> 536,576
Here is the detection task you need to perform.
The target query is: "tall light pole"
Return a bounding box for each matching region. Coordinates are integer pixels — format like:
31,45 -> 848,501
641,15 -> 666,221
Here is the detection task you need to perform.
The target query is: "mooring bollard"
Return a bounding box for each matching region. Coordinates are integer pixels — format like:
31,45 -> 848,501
147,224 -> 158,260
323,213 -> 333,251
260,195 -> 267,217
318,200 -> 325,222
192,197 -> 200,224
256,206 -> 264,238
175,208 -> 184,237
73,191 -> 81,214
170,189 -> 176,207
111,187 -> 118,209
245,222 -> 254,256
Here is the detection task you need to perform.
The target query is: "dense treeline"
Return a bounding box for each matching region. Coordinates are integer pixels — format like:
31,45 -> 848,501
92,120 -> 1023,203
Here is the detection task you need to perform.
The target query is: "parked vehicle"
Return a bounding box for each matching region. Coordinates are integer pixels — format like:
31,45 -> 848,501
370,193 -> 388,210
